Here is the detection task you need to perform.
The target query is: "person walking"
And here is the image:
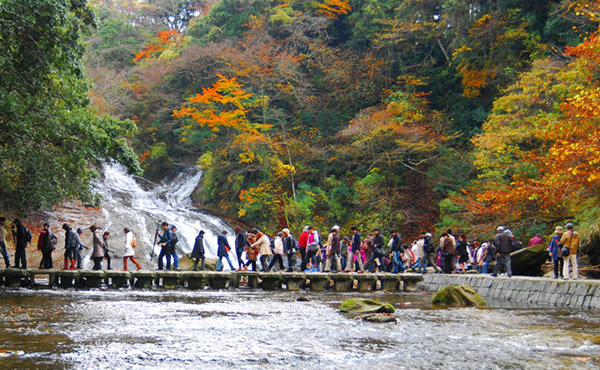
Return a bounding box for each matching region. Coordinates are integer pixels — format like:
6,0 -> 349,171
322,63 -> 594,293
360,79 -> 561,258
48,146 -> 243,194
251,229 -> 271,272
62,223 -> 78,270
491,226 -> 512,278
561,223 -> 580,280
39,223 -> 56,269
456,234 -> 469,273
441,232 -> 455,274
390,230 -> 405,274
298,226 -> 309,271
90,225 -> 104,271
122,228 -> 141,271
282,228 -> 296,272
366,228 -> 386,273
170,225 -> 180,270
267,232 -> 285,272
102,231 -> 112,270
243,231 -> 259,271
345,226 -> 363,272
12,219 -> 29,269
234,226 -> 247,270
303,226 -> 320,272
217,230 -> 235,271
0,217 -> 11,268
75,227 -> 88,269
327,228 -> 341,273
548,226 -> 564,279
191,230 -> 205,271
157,222 -> 173,270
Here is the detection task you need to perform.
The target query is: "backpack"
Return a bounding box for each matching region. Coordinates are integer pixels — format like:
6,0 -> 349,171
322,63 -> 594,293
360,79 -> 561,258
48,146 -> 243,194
487,244 -> 497,261
50,234 -> 58,251
25,228 -> 32,243
424,238 -> 434,254
132,237 -> 137,248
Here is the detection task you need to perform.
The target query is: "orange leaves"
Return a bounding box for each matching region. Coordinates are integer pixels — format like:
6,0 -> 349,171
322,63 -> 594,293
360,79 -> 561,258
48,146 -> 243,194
314,0 -> 352,19
133,30 -> 182,63
457,60 -> 497,98
464,27 -> 600,221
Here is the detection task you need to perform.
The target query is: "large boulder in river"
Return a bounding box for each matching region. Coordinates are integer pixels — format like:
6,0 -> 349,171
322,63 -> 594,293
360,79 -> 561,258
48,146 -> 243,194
432,285 -> 486,306
510,243 -> 549,276
340,299 -> 395,314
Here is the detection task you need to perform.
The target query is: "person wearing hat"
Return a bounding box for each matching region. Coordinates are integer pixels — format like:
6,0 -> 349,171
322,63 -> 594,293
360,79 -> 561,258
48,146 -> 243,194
548,226 -> 564,279
217,230 -> 235,271
491,226 -> 512,277
560,223 -> 580,280
191,230 -> 205,271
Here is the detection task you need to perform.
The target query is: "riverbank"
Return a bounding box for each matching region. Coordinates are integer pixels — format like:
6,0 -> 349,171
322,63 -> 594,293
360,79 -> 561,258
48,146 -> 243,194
419,273 -> 600,310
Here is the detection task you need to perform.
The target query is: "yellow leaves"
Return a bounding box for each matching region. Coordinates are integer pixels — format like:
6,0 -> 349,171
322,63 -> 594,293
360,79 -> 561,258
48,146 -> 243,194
456,60 -> 497,98
238,152 -> 255,164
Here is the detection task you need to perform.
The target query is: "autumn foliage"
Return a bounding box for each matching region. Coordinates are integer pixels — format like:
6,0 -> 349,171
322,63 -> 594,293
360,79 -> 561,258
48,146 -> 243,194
463,26 -> 600,224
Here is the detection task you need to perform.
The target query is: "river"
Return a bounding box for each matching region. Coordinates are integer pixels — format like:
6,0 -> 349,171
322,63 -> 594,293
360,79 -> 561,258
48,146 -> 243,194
0,288 -> 599,369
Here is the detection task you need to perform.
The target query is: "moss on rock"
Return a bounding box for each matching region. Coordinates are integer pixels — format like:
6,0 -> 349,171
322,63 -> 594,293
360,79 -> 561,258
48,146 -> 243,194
432,285 -> 486,306
340,299 -> 395,314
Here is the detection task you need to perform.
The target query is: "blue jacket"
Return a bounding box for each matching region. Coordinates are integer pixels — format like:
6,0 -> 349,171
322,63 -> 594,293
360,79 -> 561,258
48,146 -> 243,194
549,234 -> 561,262
217,234 -> 231,257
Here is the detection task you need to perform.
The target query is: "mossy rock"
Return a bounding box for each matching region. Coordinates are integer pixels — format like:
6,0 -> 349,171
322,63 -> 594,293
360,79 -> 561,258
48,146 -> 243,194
432,285 -> 487,306
340,299 -> 396,314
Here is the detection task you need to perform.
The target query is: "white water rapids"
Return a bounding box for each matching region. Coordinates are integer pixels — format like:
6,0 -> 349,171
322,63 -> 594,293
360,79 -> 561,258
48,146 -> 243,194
91,162 -> 235,267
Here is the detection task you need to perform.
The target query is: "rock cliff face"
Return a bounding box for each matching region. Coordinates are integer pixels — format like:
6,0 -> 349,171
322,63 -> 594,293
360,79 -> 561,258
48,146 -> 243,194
1,201 -> 105,268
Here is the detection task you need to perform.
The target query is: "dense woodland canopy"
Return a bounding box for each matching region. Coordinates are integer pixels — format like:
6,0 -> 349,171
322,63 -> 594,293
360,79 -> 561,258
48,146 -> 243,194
2,0 -> 600,243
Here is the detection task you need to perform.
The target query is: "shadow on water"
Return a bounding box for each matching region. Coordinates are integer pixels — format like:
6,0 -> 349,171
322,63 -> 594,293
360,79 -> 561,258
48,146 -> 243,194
1,288 -> 599,370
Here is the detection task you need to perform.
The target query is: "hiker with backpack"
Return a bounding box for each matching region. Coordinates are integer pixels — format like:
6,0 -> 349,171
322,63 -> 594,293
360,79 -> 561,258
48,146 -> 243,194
62,223 -> 78,270
303,226 -> 321,272
122,228 -> 141,271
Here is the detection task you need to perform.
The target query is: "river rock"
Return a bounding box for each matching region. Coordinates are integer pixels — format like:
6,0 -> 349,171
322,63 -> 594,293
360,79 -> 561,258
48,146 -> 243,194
340,299 -> 396,314
360,313 -> 397,324
432,285 -> 486,306
510,243 -> 549,276
179,255 -> 218,271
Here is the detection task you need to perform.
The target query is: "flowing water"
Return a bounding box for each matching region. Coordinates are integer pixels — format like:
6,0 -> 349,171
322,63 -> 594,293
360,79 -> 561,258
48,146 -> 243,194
0,289 -> 599,369
91,163 -> 235,268
2,163 -> 600,368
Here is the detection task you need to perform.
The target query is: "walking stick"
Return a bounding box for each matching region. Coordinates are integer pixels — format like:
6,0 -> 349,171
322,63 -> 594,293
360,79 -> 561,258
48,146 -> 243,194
150,220 -> 161,260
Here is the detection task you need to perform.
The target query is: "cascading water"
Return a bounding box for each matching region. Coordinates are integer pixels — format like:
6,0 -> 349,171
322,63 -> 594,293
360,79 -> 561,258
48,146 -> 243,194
91,162 -> 236,268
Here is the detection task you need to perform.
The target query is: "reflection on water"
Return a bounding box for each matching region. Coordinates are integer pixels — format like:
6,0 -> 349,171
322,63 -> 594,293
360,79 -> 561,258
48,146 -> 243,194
1,288 -> 599,369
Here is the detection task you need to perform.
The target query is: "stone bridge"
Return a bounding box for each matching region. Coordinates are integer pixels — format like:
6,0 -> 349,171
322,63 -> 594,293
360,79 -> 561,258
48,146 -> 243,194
0,269 -> 423,292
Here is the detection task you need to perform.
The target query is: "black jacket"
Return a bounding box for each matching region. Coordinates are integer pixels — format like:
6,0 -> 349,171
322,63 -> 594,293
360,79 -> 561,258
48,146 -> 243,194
191,235 -> 205,259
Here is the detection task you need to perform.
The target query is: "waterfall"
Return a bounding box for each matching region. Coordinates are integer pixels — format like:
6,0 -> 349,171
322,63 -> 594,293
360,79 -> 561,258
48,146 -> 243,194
92,162 -> 235,265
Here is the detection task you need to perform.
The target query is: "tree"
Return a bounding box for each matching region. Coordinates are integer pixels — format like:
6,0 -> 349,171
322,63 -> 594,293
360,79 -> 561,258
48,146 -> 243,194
0,0 -> 140,212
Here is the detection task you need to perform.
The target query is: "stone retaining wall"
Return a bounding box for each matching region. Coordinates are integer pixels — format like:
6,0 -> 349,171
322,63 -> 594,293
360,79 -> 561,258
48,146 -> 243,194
418,274 -> 600,310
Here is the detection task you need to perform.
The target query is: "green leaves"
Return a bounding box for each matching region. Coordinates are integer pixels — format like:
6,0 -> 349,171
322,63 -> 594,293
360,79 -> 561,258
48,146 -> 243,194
0,0 -> 140,212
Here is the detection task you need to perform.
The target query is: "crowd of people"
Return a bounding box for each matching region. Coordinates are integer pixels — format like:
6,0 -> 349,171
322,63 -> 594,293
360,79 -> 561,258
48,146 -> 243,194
189,223 -> 580,280
0,217 -> 581,280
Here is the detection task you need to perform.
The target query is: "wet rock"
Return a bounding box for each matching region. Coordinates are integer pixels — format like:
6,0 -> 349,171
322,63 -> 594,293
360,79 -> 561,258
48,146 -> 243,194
432,285 -> 486,306
360,313 -> 397,324
340,299 -> 396,314
297,297 -> 310,302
